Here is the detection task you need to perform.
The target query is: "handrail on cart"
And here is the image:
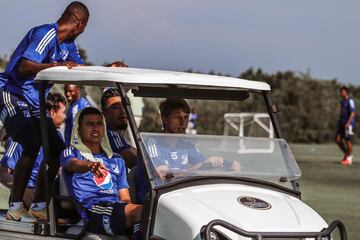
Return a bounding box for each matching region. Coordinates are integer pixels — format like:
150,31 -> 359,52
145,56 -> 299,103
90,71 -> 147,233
202,219 -> 347,240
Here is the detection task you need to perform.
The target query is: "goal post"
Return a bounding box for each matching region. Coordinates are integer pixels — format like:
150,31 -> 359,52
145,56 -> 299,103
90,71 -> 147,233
223,113 -> 274,153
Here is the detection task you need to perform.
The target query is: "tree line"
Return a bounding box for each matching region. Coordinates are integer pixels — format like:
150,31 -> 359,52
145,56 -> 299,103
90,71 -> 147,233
0,53 -> 358,143
141,68 -> 359,143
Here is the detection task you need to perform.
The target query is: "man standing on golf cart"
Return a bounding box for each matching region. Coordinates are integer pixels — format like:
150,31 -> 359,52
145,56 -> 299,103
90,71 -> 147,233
61,107 -> 143,239
336,86 -> 356,165
0,2 -> 89,221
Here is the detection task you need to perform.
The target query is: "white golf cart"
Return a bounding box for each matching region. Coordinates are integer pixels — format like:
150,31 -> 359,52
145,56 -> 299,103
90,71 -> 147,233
0,67 -> 347,240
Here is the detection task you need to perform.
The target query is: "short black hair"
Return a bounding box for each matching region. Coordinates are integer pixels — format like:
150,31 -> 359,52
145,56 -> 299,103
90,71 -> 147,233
46,93 -> 66,111
78,107 -> 103,126
340,86 -> 350,94
101,88 -> 120,110
159,98 -> 190,117
62,1 -> 90,22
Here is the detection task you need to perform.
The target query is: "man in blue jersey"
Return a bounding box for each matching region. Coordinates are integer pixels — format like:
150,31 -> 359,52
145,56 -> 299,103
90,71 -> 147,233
0,93 -> 66,212
61,107 -> 143,239
101,88 -> 137,168
136,99 -> 240,203
336,87 -> 356,166
0,2 -> 89,221
148,99 -> 225,176
64,84 -> 90,146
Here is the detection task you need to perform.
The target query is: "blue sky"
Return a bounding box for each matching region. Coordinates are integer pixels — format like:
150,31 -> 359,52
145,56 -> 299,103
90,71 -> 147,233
0,0 -> 359,84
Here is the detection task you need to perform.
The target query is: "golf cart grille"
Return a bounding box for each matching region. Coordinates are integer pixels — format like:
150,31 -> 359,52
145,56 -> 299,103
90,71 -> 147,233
201,219 -> 347,240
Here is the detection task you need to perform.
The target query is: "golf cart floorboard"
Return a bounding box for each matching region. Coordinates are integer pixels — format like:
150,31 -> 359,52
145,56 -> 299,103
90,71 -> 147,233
0,212 -> 70,240
0,231 -> 69,240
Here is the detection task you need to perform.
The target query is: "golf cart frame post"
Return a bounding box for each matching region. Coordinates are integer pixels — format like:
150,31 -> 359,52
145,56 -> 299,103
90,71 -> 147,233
115,82 -> 156,238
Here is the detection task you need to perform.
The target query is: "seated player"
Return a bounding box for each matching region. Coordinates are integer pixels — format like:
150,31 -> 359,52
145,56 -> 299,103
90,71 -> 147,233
136,99 -> 240,202
0,92 -> 66,213
61,107 -> 143,239
151,99 -> 241,175
101,88 -> 137,168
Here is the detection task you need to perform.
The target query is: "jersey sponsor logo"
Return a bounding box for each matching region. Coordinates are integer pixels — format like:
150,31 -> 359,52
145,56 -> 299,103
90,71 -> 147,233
94,169 -> 113,190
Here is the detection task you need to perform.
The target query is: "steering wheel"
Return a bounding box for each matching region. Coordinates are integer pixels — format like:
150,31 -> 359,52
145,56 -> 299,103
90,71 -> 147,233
199,160 -> 235,171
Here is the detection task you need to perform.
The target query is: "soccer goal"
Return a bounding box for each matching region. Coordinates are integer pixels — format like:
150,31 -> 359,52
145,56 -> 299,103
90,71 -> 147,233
223,113 -> 274,153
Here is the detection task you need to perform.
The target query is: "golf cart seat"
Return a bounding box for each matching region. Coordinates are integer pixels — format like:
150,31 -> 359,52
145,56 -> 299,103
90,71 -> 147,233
58,171 -> 131,240
127,167 -> 138,203
59,171 -> 74,209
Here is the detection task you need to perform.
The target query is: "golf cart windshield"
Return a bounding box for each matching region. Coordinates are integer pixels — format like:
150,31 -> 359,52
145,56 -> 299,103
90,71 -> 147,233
140,132 -> 301,189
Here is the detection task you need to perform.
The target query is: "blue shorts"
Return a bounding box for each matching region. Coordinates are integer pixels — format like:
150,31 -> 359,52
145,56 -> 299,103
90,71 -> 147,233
337,124 -> 355,141
0,90 -> 64,167
0,90 -> 37,138
86,202 -> 128,236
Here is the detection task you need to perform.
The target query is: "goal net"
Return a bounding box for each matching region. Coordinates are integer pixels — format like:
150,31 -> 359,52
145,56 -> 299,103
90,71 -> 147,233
223,113 -> 274,153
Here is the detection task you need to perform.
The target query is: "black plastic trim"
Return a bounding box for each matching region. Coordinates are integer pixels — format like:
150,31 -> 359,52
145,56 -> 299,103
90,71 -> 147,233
133,86 -> 250,101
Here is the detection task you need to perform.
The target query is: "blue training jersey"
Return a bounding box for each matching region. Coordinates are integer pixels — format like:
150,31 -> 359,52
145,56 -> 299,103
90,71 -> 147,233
146,137 -> 204,170
107,129 -> 131,154
1,23 -> 83,111
60,147 -> 129,211
339,98 -> 356,126
0,137 -> 43,189
64,97 -> 89,146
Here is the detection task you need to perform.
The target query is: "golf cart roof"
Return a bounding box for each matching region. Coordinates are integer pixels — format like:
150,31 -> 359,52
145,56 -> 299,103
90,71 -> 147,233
35,66 -> 271,91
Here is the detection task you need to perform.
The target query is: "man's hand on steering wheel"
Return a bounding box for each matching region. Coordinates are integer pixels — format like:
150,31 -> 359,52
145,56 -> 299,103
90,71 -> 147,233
205,156 -> 224,168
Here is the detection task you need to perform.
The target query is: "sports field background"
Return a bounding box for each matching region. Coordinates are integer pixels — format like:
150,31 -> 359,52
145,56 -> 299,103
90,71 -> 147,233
0,143 -> 358,239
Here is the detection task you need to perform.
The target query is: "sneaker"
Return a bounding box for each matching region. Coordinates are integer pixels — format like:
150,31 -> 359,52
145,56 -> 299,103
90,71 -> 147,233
6,207 -> 37,223
29,207 -> 47,221
341,155 -> 353,166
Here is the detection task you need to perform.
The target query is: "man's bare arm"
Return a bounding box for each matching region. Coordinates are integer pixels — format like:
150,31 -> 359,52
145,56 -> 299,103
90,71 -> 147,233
346,112 -> 356,128
18,59 -> 80,76
118,188 -> 132,203
66,158 -> 108,178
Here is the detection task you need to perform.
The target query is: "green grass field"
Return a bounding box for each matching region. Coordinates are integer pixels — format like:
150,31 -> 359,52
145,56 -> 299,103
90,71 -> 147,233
291,144 -> 360,239
0,144 -> 358,239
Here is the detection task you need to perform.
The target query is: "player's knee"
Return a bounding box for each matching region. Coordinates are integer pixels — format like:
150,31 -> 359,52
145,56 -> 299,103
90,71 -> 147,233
126,204 -> 143,224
